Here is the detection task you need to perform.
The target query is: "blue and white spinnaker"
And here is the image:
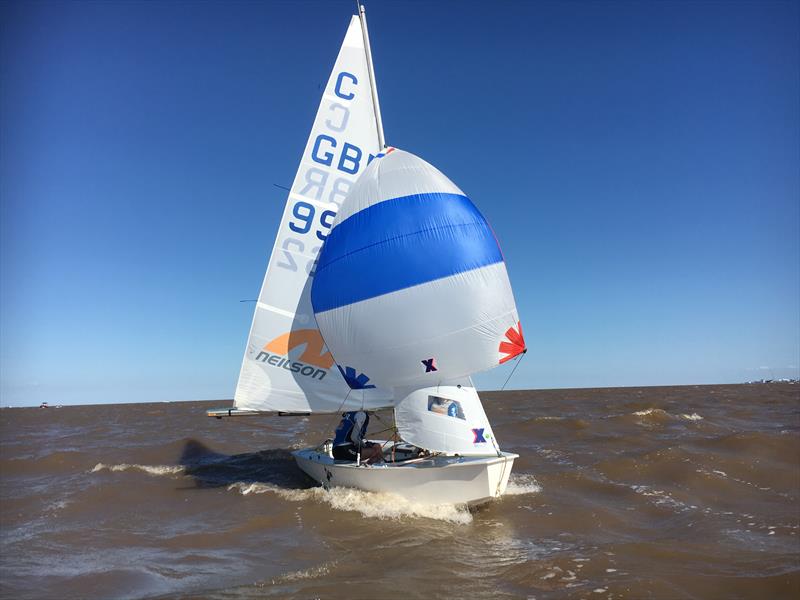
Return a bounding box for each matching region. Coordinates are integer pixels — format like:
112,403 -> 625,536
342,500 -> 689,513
311,148 -> 525,390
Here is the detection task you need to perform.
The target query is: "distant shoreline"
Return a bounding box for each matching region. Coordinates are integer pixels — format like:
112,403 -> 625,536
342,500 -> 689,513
3,381 -> 797,409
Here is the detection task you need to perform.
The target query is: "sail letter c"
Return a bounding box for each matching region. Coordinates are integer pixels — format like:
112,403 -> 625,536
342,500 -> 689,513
334,71 -> 357,100
325,103 -> 350,132
312,134 -> 337,166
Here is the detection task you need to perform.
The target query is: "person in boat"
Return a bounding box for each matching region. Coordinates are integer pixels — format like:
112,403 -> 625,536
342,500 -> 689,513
332,410 -> 383,464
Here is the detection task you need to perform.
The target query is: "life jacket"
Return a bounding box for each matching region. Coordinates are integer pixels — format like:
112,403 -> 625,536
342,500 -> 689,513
333,411 -> 369,447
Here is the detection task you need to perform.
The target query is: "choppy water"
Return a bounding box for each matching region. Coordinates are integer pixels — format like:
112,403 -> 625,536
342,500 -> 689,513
1,384 -> 798,599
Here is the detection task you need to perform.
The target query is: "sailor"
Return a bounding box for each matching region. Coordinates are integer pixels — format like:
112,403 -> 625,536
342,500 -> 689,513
332,410 -> 383,464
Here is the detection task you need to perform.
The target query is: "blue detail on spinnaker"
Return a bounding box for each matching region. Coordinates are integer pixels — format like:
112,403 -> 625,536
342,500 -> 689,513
311,193 -> 503,313
337,366 -> 376,390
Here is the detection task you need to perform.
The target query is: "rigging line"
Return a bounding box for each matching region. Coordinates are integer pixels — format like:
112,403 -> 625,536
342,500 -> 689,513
371,411 -> 399,436
359,389 -> 367,464
369,410 -> 394,429
368,425 -> 395,436
495,455 -> 510,498
499,350 -> 527,392
391,406 -> 397,462
322,387 -> 354,447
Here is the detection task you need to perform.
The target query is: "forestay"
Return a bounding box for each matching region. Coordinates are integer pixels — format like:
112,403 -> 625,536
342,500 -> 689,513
234,16 -> 391,413
311,149 -> 526,389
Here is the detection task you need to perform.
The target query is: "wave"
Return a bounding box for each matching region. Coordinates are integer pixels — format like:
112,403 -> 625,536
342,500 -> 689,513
1,450 -> 94,476
90,463 -> 184,476
681,413 -> 704,421
505,473 -> 543,496
523,415 -> 591,430
226,481 -> 474,524
270,561 -> 336,585
632,408 -> 702,420
629,408 -> 704,423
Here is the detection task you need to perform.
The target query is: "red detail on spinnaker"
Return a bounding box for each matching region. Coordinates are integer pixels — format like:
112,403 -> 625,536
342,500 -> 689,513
499,321 -> 526,364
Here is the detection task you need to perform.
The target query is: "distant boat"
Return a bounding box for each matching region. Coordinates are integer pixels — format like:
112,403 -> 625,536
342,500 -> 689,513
39,402 -> 48,409
209,5 -> 525,505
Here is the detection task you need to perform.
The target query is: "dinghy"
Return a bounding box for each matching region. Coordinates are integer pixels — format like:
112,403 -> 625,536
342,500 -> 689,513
209,5 -> 525,506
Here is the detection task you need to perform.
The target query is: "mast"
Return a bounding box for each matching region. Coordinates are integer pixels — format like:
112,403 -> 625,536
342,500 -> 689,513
358,4 -> 386,149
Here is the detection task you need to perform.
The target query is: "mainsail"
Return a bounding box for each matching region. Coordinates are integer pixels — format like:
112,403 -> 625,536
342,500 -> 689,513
233,16 -> 391,413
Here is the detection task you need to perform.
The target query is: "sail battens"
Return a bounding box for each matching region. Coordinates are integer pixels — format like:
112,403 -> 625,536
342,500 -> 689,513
255,303 -> 296,318
286,193 -> 339,211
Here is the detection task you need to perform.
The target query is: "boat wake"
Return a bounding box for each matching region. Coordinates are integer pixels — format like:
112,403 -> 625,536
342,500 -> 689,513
224,471 -> 541,524
226,480 -> 475,524
90,462 -> 184,476
87,441 -> 540,525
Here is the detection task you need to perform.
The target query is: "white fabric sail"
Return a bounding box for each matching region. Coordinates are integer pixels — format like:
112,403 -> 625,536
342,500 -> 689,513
234,16 -> 391,413
310,148 -> 526,389
393,381 -> 499,456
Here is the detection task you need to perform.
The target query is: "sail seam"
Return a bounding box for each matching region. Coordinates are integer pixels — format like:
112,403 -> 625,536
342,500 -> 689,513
341,306 -> 519,355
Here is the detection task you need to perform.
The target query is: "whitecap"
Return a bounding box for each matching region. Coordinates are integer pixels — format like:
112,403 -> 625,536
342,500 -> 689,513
271,561 -> 334,584
45,499 -> 70,512
90,463 -> 184,476
681,413 -> 703,420
505,473 -> 543,496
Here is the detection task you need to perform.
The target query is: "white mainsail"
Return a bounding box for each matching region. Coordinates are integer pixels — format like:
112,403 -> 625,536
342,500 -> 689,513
233,16 -> 391,413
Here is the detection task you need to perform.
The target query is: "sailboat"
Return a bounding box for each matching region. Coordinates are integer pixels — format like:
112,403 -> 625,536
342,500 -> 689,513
209,5 -> 526,506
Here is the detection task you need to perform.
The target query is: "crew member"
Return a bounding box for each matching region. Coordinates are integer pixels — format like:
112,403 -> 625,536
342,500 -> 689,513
332,410 -> 383,464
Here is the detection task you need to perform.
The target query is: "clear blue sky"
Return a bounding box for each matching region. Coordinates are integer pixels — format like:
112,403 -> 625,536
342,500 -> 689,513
1,0 -> 798,406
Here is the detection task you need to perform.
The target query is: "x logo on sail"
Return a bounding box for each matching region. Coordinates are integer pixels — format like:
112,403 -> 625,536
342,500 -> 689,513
472,428 -> 487,443
421,358 -> 437,373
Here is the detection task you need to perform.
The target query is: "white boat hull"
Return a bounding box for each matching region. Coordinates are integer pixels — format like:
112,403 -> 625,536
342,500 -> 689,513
293,445 -> 518,506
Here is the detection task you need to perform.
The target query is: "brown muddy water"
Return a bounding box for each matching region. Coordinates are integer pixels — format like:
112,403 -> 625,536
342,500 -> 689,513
1,384 -> 798,599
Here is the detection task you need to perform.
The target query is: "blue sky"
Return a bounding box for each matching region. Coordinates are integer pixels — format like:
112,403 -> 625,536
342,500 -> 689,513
1,0 -> 797,406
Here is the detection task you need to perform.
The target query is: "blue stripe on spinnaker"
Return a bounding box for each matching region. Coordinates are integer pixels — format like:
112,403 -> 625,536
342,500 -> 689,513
311,192 -> 503,313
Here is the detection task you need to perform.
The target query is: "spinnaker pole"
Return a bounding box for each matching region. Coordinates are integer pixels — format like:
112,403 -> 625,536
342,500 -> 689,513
358,4 -> 386,149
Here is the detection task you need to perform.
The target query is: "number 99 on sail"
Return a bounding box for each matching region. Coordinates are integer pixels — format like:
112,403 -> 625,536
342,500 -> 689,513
275,200 -> 337,275
288,201 -> 335,241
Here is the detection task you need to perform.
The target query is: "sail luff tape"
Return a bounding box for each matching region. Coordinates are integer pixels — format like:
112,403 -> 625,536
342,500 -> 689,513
359,4 -> 386,149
